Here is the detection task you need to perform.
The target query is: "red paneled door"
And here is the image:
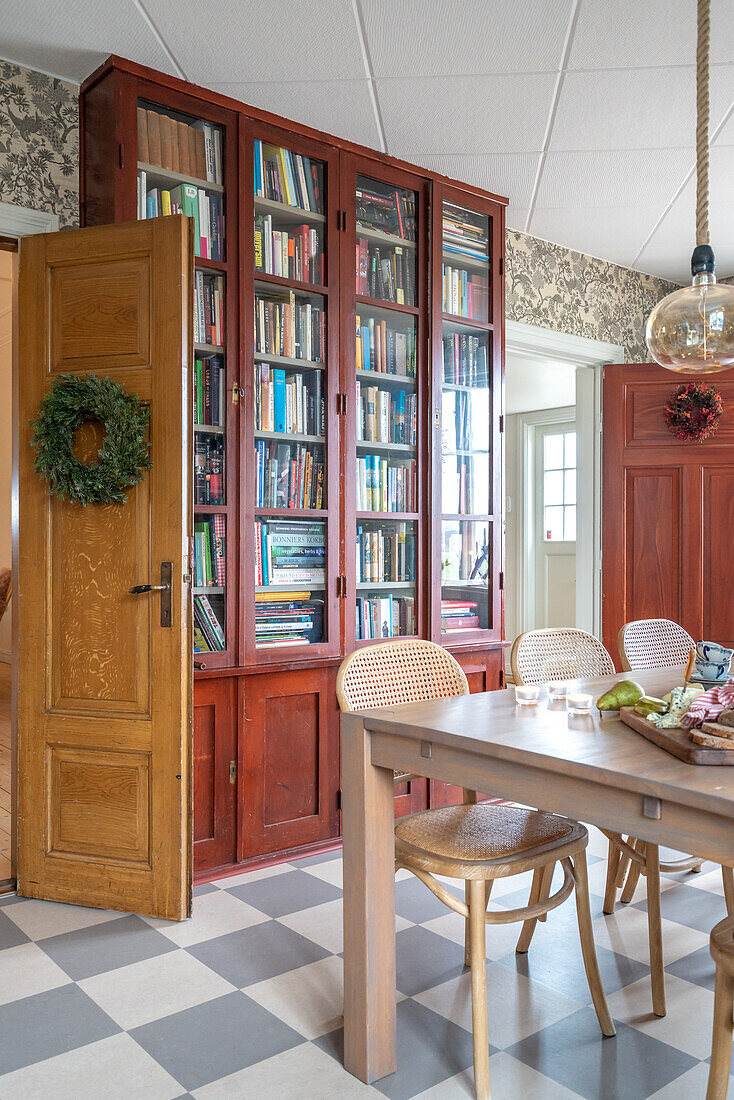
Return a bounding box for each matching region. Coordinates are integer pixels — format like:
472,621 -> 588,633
602,363 -> 734,665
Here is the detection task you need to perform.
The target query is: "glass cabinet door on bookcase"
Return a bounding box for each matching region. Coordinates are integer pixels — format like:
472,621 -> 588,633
245,125 -> 340,661
343,157 -> 429,644
432,186 -> 503,644
135,94 -> 238,668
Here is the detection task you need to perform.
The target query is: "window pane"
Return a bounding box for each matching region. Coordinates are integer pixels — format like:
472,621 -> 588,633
564,432 -> 576,467
356,519 -> 417,639
356,175 -> 417,307
544,433 -> 564,470
544,505 -> 564,541
441,519 -> 491,632
442,201 -> 490,323
564,505 -> 577,541
254,519 -> 326,648
544,470 -> 564,507
564,468 -> 577,505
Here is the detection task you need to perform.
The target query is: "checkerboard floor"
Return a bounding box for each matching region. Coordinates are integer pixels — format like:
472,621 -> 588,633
0,827 -> 732,1099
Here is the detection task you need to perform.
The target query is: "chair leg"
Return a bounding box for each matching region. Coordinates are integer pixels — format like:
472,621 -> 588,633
571,852 -> 616,1037
615,836 -> 633,888
707,963 -> 734,1100
468,878 -> 491,1100
516,863 -> 554,953
620,839 -> 644,904
722,866 -> 734,917
464,879 -> 493,967
603,839 -> 622,915
537,862 -> 554,923
645,842 -> 666,1018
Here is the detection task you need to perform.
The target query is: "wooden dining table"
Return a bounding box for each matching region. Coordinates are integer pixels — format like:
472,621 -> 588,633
341,665 -> 734,1084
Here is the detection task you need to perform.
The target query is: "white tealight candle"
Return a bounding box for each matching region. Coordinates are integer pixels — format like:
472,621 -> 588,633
548,681 -> 569,702
567,692 -> 593,716
515,684 -> 539,707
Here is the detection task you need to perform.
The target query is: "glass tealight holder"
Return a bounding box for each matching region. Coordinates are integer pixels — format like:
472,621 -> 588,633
548,681 -> 569,703
515,684 -> 539,707
567,691 -> 593,716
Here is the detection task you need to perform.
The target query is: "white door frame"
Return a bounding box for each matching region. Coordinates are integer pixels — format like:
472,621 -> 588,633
505,320 -> 624,641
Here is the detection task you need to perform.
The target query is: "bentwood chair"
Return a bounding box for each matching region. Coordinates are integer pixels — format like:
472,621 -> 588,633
609,617 -> 734,1017
707,915 -> 734,1099
510,627 -> 616,685
337,639 -> 615,1100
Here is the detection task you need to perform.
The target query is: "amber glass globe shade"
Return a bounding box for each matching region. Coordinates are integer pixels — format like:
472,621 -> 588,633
646,272 -> 734,374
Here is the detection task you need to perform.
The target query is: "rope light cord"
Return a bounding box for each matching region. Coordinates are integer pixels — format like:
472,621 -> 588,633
696,0 -> 710,247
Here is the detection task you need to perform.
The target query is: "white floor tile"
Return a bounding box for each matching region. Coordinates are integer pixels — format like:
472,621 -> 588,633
0,942 -> 69,1004
278,897 -> 412,955
0,1032 -> 183,1100
412,1051 -> 584,1099
414,963 -> 583,1049
681,868 -> 726,895
592,906 -> 709,965
606,972 -> 716,1059
79,948 -> 235,1030
647,1060 -> 732,1099
4,899 -> 124,941
244,955 -> 345,1039
144,888 -> 269,946
193,1040 -> 375,1099
300,859 -> 344,889
422,907 -> 526,960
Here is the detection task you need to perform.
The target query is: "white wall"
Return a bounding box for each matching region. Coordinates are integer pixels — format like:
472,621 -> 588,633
505,351 -> 575,414
0,251 -> 12,662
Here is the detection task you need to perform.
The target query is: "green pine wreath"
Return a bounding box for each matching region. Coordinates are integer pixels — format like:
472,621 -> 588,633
30,373 -> 152,505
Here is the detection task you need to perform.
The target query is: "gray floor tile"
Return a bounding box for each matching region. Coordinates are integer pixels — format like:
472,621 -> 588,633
507,1007 -> 697,1100
295,847 -> 343,867
187,920 -> 330,987
0,894 -> 26,908
38,915 -> 177,980
130,990 -> 304,1091
666,944 -> 716,992
396,925 -> 466,996
226,868 -> 342,917
394,876 -> 462,925
505,938 -> 650,1003
0,909 -> 31,950
315,998 -> 482,1100
634,882 -> 728,933
0,984 -> 120,1075
193,883 -> 219,897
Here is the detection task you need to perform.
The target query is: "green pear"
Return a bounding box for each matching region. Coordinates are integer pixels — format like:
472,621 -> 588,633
596,679 -> 645,712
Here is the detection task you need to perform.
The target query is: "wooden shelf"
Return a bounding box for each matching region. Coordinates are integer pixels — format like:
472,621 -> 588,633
357,440 -> 416,454
138,161 -> 225,193
255,507 -> 327,518
194,342 -> 224,354
441,447 -> 490,457
442,313 -> 493,333
194,423 -> 224,435
255,277 -> 323,302
356,511 -> 418,521
194,504 -> 230,513
356,294 -> 418,317
195,257 -> 227,273
356,581 -> 415,590
442,381 -> 489,393
356,370 -> 416,388
441,513 -> 495,522
254,270 -> 328,296
442,248 -> 489,273
255,429 -> 324,444
256,584 -> 325,592
356,224 -> 416,250
254,352 -> 326,371
255,195 -> 325,224
193,585 -> 225,594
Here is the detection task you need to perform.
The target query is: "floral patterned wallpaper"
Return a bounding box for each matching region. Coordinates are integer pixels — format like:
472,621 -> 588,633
0,59 -> 685,360
506,230 -> 679,362
0,60 -> 78,228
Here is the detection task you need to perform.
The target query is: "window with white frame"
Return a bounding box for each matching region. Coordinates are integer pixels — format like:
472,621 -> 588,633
543,431 -> 576,541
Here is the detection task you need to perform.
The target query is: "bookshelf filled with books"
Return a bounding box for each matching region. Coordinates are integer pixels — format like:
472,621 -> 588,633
80,55 -> 506,873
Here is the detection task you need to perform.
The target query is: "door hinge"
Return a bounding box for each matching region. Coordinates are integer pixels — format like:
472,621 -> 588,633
119,143 -> 124,169
499,570 -> 504,590
499,414 -> 504,433
229,760 -> 237,784
232,382 -> 243,405
336,575 -> 347,598
336,392 -> 348,416
336,788 -> 343,810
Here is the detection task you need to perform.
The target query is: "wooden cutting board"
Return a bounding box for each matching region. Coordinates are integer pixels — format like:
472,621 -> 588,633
619,706 -> 734,764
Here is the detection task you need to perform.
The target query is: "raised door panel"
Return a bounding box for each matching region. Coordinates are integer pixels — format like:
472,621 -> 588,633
625,467 -> 683,625
623,380 -> 734,447
193,678 -> 237,874
241,667 -> 339,857
703,467 -> 734,648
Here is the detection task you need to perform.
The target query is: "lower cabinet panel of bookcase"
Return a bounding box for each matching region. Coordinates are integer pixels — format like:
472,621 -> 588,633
240,666 -> 341,858
193,677 -> 237,874
429,647 -> 505,808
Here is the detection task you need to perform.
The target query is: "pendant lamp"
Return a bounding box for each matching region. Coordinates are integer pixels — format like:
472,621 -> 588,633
645,0 -> 734,373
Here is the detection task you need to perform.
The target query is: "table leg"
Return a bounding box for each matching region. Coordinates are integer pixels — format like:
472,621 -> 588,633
342,713 -> 397,1083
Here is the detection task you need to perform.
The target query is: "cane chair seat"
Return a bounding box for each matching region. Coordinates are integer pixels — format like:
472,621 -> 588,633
618,618 -> 695,672
395,803 -> 584,873
511,628 -> 615,685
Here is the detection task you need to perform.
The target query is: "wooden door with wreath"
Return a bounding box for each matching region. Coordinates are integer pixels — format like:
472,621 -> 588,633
16,216 -> 193,920
602,362 -> 734,664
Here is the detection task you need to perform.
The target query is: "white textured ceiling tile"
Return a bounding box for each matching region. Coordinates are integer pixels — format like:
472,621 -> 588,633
633,247 -> 695,284
535,149 -> 690,209
550,66 -> 733,152
208,80 -> 380,148
714,108 -> 734,146
568,0 -> 734,69
144,0 -> 365,82
361,0 -> 573,77
529,206 -> 663,259
404,153 -> 540,207
0,0 -> 177,83
378,73 -> 556,154
506,206 -> 530,232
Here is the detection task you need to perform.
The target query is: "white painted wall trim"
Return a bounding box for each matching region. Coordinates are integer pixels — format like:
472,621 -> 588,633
504,320 -> 624,644
0,200 -> 58,238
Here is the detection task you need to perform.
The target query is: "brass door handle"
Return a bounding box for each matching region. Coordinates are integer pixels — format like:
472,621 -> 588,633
129,584 -> 169,593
